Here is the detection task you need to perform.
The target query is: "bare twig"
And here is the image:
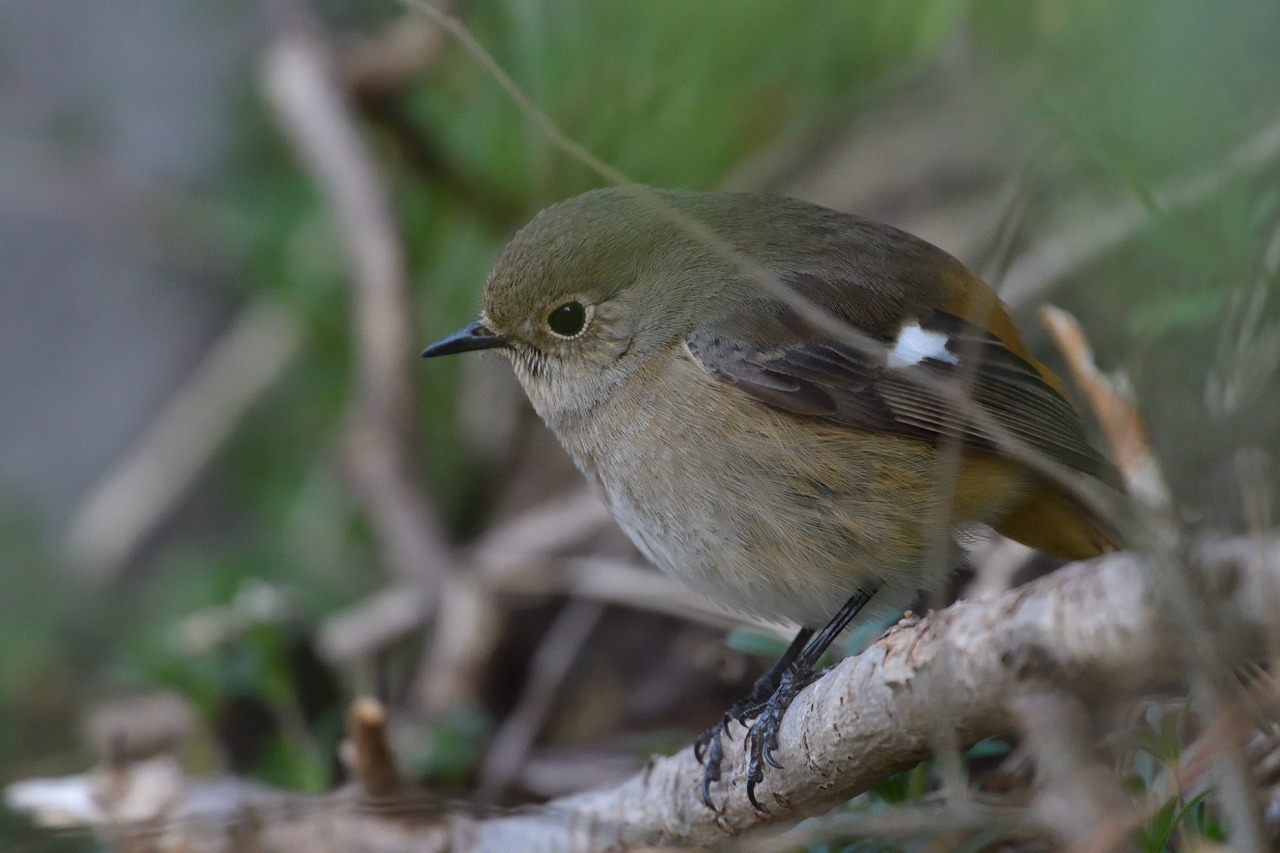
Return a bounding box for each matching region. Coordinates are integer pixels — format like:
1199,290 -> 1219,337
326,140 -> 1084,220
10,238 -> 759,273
67,300 -> 302,581
471,489 -> 613,575
317,583 -> 433,664
263,1 -> 453,593
476,600 -> 605,801
346,698 -> 402,799
409,490 -> 612,712
415,573 -> 505,714
338,14 -> 449,94
1039,304 -> 1168,508
1043,304 -> 1268,849
314,498 -> 735,678
485,555 -> 765,632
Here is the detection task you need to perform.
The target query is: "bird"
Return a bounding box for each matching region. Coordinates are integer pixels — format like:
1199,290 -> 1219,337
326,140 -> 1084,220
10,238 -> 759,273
422,187 -> 1120,810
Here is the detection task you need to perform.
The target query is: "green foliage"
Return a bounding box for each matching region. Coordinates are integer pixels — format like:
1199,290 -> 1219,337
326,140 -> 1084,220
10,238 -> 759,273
0,513 -> 100,774
105,579 -> 343,789
1137,789 -> 1223,853
407,1 -> 965,197
1123,703 -> 1226,851
408,707 -> 495,786
870,760 -> 932,806
727,626 -> 795,659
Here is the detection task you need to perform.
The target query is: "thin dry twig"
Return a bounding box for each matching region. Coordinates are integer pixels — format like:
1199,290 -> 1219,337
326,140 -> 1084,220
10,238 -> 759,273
66,300 -> 303,581
263,0 -> 453,592
1039,304 -> 1168,508
476,600 -> 606,801
338,13 -> 449,94
264,0 -> 501,722
345,698 -> 402,799
313,479 -> 752,676
415,572 -> 505,714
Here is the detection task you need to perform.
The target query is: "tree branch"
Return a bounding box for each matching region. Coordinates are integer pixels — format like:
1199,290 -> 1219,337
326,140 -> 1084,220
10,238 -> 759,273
14,534 -> 1277,850
452,535 -> 1275,850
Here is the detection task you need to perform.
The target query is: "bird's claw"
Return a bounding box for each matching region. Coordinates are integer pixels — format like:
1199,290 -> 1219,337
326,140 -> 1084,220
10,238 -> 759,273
697,698 -> 772,810
699,738 -> 722,809
742,668 -> 817,811
697,638 -> 823,811
745,760 -> 767,812
696,716 -> 730,810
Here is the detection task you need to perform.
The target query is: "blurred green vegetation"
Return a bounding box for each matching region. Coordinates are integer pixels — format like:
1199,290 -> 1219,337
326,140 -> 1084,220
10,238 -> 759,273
3,0 -> 1279,847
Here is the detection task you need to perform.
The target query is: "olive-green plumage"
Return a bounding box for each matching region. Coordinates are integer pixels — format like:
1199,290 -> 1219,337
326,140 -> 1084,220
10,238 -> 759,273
426,187 -> 1118,629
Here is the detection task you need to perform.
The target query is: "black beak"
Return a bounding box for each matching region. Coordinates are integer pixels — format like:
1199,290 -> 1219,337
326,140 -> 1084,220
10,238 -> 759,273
421,320 -> 509,358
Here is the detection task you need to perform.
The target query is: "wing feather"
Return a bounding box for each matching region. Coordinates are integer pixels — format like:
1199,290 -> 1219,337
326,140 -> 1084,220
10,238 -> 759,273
687,309 -> 1109,479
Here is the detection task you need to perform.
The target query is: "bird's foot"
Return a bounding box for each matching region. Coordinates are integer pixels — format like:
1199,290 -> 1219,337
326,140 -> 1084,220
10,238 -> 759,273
694,672 -> 785,809
744,667 -> 820,812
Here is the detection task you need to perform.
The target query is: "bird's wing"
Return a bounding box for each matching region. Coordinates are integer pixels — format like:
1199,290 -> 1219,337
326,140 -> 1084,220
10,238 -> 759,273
686,293 -> 1110,480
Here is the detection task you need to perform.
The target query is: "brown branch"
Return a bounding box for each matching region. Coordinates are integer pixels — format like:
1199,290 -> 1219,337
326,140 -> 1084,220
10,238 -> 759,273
450,535 -> 1279,850
14,534 -> 1278,850
262,0 -> 453,594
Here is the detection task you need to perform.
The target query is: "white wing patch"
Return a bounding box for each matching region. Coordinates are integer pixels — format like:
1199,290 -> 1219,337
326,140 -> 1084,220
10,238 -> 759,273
886,321 -> 958,368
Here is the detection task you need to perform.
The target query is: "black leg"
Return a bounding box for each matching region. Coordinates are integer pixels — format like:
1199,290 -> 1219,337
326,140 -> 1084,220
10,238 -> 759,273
695,627 -> 813,809
743,589 -> 876,811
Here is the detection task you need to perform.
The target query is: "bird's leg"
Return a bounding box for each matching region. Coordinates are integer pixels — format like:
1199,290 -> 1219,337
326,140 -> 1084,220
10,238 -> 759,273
695,627 -> 813,810
743,589 -> 875,812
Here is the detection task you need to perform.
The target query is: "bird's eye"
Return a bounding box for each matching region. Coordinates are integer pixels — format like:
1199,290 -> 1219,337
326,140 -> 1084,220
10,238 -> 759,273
546,301 -> 588,338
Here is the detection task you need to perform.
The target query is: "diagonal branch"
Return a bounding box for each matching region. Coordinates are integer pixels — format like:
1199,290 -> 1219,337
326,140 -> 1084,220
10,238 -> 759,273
15,534 -> 1276,850
452,535 -> 1277,850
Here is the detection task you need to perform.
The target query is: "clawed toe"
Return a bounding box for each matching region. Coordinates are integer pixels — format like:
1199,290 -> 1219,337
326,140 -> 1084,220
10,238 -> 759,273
695,718 -> 729,811
694,593 -> 873,812
742,669 -> 813,811
696,669 -> 813,812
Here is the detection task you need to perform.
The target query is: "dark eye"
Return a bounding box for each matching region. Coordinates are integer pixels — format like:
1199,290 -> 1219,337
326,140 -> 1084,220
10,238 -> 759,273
547,301 -> 587,337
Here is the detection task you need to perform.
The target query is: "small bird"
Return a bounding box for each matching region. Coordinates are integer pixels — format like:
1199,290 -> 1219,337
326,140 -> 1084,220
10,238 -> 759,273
423,187 -> 1119,810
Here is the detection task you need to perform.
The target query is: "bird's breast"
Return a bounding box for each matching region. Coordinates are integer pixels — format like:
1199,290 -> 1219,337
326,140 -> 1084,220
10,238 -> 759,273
544,347 -> 1018,628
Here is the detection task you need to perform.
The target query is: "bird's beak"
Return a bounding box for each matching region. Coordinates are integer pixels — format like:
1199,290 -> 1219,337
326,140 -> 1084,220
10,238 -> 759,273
421,319 -> 509,358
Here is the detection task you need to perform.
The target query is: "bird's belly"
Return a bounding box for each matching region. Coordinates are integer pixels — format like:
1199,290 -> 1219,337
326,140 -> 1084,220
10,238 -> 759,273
600,447 -> 937,629
563,361 -> 984,628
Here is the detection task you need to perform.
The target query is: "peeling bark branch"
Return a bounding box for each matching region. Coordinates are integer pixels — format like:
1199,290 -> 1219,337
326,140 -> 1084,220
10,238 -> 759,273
453,536 -> 1276,851
17,534 -> 1276,851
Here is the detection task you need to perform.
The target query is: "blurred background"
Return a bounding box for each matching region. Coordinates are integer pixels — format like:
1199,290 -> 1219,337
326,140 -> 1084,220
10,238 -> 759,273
2,0 -> 1279,849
